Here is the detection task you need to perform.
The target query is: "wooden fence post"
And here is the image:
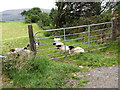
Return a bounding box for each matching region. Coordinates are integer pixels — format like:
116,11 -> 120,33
28,24 -> 36,55
112,19 -> 117,40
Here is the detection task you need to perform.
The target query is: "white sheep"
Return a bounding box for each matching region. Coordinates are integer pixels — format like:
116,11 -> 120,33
68,46 -> 85,55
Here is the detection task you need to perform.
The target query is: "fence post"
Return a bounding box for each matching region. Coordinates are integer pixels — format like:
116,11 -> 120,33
28,24 -> 36,55
88,25 -> 91,52
64,29 -> 67,57
112,19 -> 117,40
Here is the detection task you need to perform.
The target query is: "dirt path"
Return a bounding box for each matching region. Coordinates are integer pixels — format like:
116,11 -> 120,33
79,65 -> 119,88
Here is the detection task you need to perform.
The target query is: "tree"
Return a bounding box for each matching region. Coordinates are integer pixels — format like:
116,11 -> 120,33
21,10 -> 27,16
39,12 -> 51,26
25,16 -> 31,23
21,7 -> 42,23
37,12 -> 51,28
114,1 -> 120,17
54,2 -> 102,28
49,8 -> 58,27
101,1 -> 120,18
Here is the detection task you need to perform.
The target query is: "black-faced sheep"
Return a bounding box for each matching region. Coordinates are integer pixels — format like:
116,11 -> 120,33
6,47 -> 34,59
53,38 -> 64,46
53,38 -> 69,52
56,45 -> 69,52
26,42 -> 40,49
68,46 -> 85,55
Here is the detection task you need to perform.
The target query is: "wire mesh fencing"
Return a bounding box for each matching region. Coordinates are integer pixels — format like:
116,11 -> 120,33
34,22 -> 112,60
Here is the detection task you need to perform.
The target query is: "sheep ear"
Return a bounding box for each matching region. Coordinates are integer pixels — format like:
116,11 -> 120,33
27,44 -> 30,47
53,43 -> 56,45
56,45 -> 61,47
17,54 -> 20,57
69,46 -> 74,50
10,49 -> 15,52
38,42 -> 40,45
69,46 -> 73,48
24,47 -> 27,49
72,46 -> 74,48
36,42 -> 40,45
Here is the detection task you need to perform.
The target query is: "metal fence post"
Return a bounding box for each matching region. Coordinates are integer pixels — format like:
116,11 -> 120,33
88,25 -> 91,52
64,29 -> 67,57
28,24 -> 36,55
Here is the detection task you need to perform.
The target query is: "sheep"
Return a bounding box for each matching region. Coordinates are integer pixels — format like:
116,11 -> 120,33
9,47 -> 32,54
6,47 -> 34,59
26,42 -> 40,49
53,38 -> 69,52
53,41 -> 69,52
7,41 -> 40,58
68,46 -> 85,55
6,49 -> 22,59
54,38 -> 61,42
53,42 -> 64,46
10,47 -> 27,53
53,38 -> 64,46
56,45 -> 69,52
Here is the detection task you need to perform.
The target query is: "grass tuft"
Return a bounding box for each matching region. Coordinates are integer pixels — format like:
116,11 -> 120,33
65,52 -> 118,67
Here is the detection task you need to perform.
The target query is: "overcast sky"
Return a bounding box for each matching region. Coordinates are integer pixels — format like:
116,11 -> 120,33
0,0 -> 56,12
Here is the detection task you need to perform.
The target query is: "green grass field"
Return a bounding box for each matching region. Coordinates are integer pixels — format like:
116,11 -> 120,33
1,22 -> 43,54
1,21 -> 42,40
2,21 -> 119,88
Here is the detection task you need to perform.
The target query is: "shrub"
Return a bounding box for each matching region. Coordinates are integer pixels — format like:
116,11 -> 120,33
2,54 -> 34,78
3,56 -> 83,88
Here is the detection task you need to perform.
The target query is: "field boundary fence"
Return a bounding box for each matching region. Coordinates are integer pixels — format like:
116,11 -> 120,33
28,20 -> 117,60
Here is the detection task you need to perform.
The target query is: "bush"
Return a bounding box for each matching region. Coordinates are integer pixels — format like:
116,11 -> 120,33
3,56 -> 83,88
2,53 -> 34,78
37,12 -> 52,28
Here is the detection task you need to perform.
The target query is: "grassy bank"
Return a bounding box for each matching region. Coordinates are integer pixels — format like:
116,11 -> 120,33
3,56 -> 88,88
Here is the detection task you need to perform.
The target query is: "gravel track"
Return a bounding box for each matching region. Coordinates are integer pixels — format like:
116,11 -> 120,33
79,65 -> 119,88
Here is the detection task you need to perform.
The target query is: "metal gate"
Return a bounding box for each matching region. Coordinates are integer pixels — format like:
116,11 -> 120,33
33,22 -> 112,60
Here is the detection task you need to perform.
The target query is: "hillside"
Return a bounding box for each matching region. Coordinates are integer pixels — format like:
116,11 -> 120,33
0,8 -> 50,22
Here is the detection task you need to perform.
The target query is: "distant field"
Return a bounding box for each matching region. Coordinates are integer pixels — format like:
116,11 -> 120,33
1,21 -> 42,40
1,21 -> 43,54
